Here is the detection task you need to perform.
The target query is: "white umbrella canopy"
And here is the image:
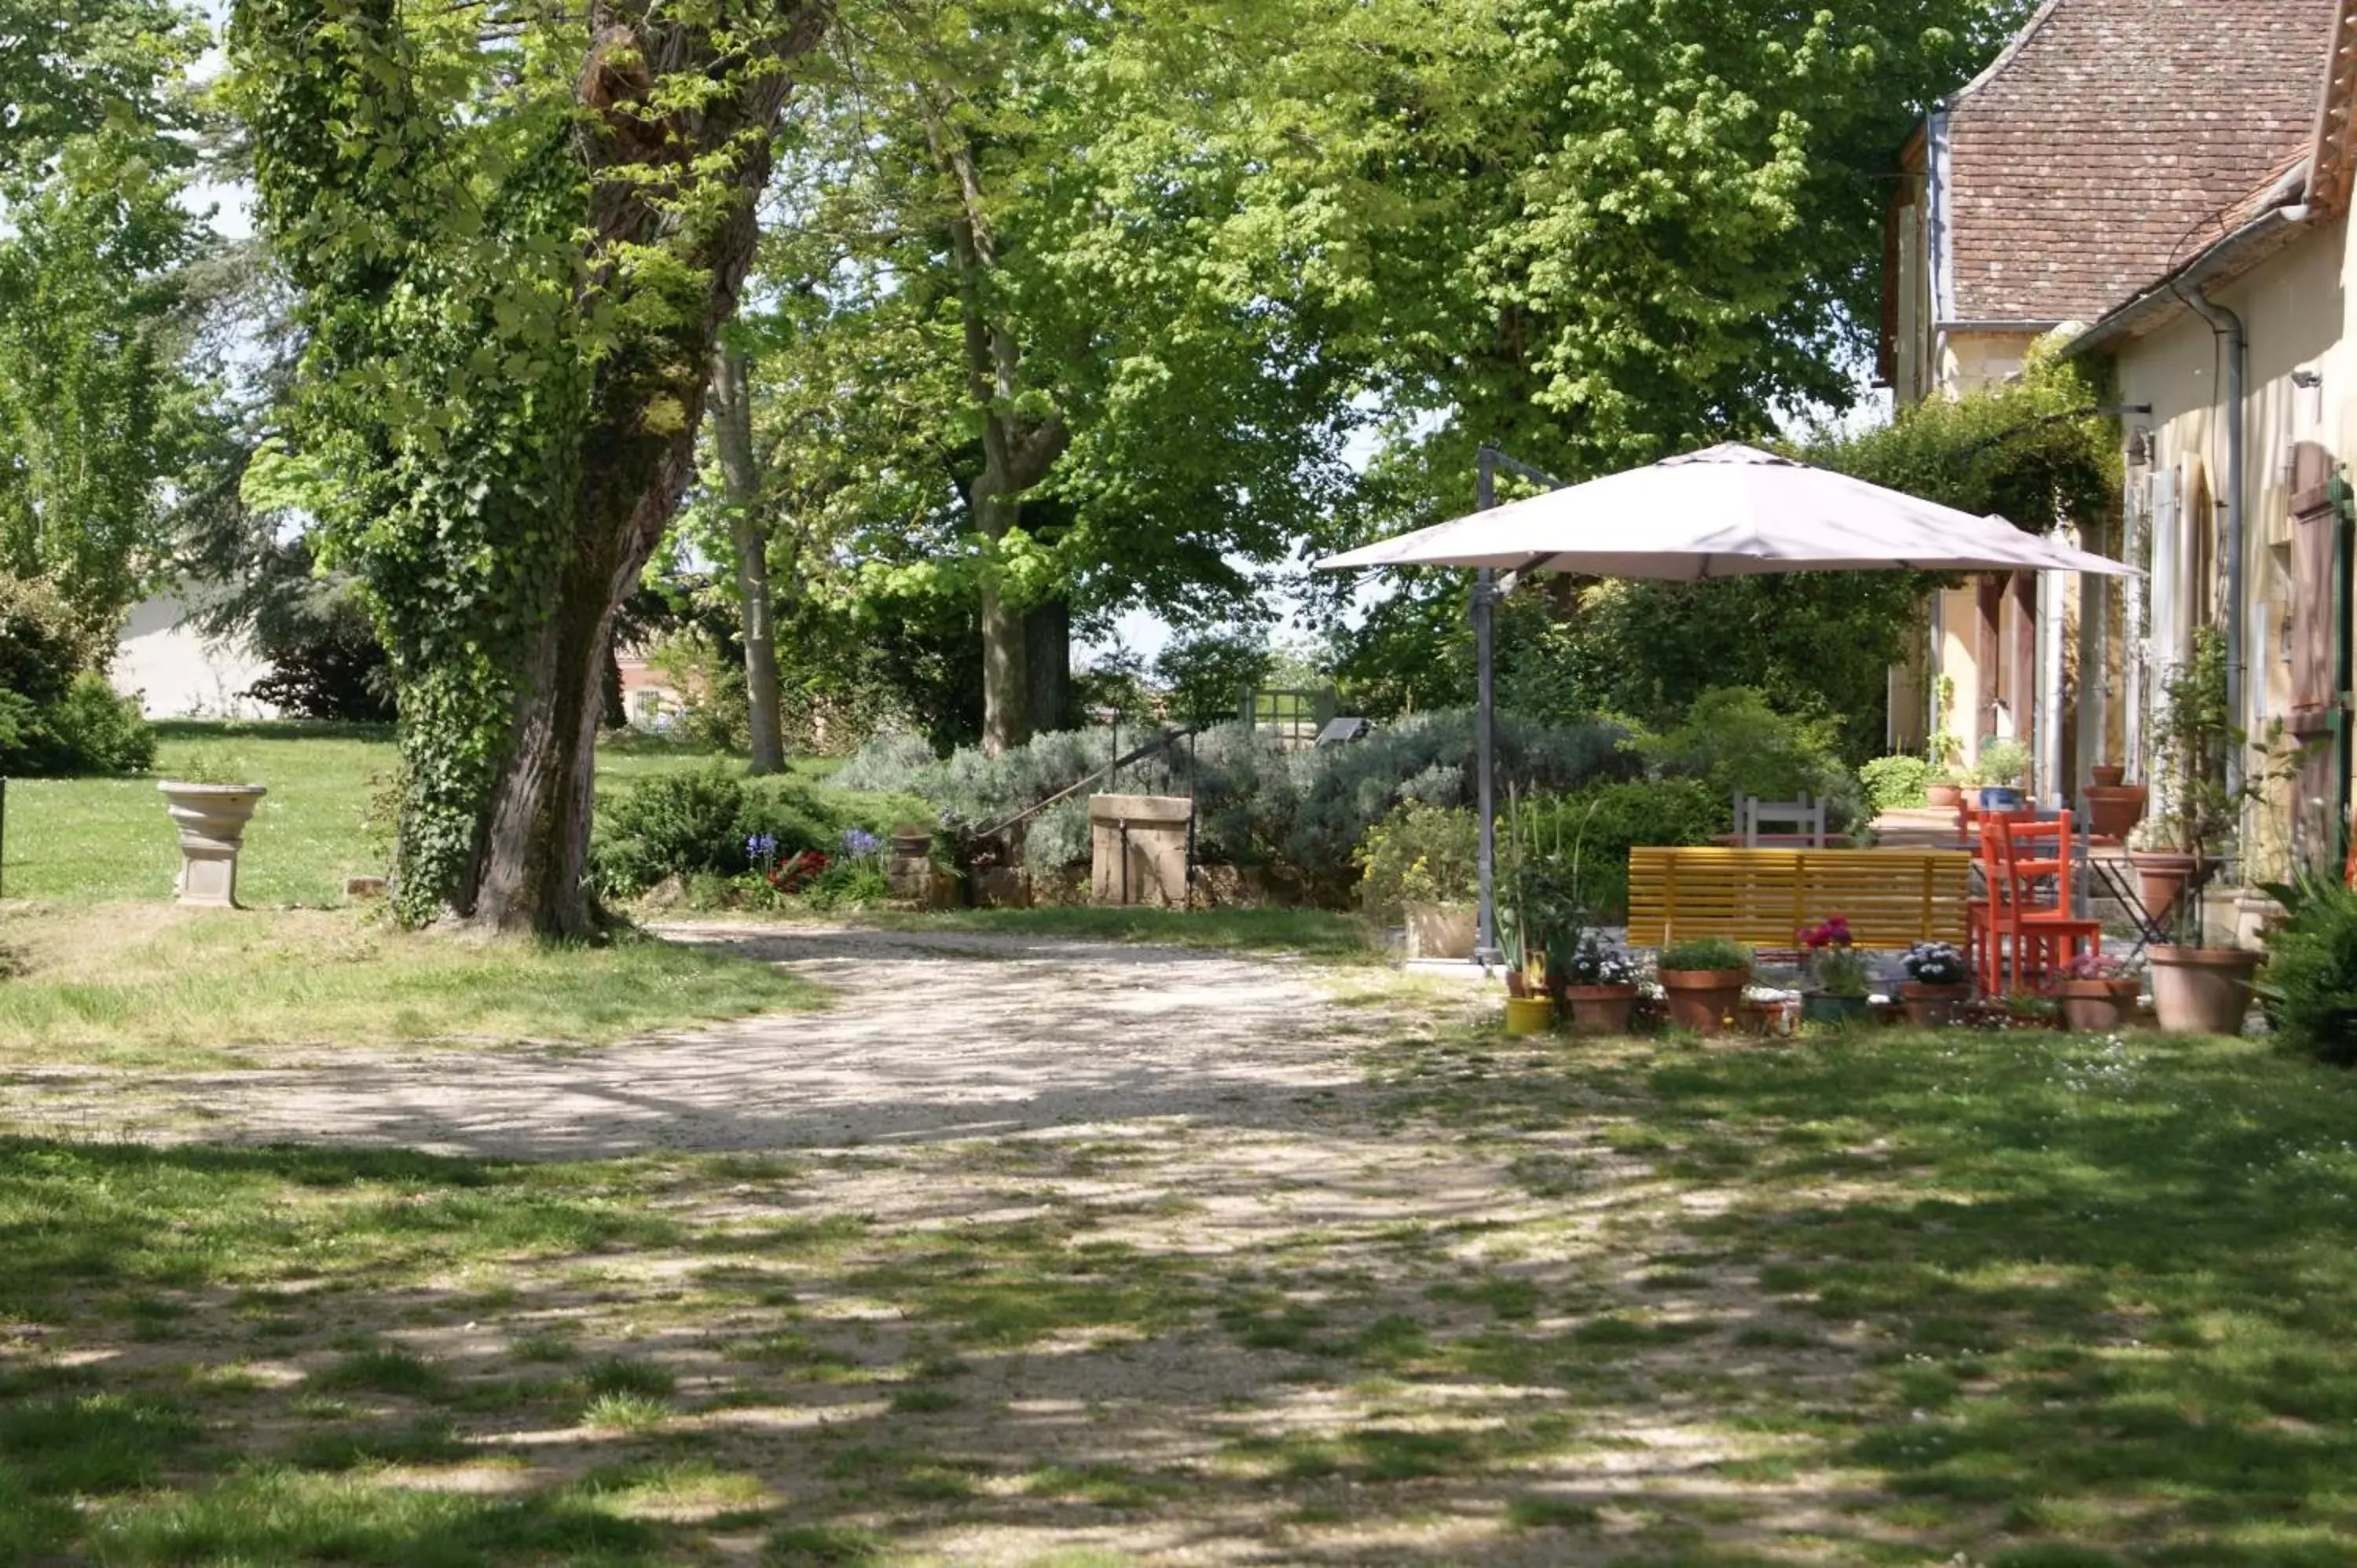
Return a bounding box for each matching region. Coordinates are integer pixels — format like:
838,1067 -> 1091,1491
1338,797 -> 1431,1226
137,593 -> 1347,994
1317,442 -> 2138,580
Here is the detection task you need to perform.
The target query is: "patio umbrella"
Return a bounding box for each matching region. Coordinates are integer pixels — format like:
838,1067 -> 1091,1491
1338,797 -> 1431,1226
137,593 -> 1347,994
1314,442 -> 2140,964
1318,444 -> 2138,577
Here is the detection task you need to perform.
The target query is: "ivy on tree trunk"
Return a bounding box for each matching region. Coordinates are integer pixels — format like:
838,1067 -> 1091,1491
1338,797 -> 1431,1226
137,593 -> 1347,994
231,0 -> 830,936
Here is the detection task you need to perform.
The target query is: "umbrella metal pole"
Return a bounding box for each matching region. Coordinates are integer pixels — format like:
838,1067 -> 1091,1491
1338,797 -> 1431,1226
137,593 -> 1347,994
1475,450 -> 1500,966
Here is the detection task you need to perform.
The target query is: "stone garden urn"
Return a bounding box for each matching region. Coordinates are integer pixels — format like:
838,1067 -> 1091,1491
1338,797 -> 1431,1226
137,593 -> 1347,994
159,782 -> 267,908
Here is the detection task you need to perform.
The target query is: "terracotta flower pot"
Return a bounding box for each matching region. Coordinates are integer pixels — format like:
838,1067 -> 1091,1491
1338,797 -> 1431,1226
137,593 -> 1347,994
1900,981 -> 1971,1028
2082,784 -> 2148,841
2056,978 -> 2139,1033
2147,946 -> 2260,1036
2089,764 -> 2126,788
1925,782 -> 1964,811
1659,969 -> 1749,1035
1560,984 -> 1636,1035
2129,851 -> 2206,925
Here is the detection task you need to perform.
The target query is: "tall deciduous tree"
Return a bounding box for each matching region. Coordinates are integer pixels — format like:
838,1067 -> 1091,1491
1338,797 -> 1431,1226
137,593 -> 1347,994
0,0 -> 211,626
1310,0 -> 2035,742
760,0 -> 1365,751
0,0 -> 205,178
707,343 -> 788,773
1312,0 -> 2037,501
231,0 -> 830,936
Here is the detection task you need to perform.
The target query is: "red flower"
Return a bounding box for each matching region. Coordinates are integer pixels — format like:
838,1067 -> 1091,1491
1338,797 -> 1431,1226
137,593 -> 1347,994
1800,916 -> 1855,951
769,850 -> 833,892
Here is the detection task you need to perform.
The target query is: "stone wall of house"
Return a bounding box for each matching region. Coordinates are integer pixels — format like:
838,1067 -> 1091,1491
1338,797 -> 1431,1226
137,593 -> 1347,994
2112,212 -> 2357,875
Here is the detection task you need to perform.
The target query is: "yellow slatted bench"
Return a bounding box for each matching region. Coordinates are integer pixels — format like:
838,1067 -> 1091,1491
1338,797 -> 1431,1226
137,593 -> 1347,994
1626,846 -> 1972,951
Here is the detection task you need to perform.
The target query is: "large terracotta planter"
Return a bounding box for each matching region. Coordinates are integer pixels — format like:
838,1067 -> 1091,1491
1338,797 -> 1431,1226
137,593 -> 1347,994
2082,784 -> 2148,841
2130,851 -> 2207,929
2148,946 -> 2260,1036
1900,981 -> 1970,1028
1925,782 -> 1964,811
1659,968 -> 1749,1035
1560,984 -> 1637,1036
158,782 -> 268,909
2056,978 -> 2139,1033
1405,901 -> 1478,961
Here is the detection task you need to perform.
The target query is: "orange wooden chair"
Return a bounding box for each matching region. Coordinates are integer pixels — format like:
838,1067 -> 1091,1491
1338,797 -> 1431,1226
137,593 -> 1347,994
1964,808 -> 2036,983
1981,813 -> 2102,994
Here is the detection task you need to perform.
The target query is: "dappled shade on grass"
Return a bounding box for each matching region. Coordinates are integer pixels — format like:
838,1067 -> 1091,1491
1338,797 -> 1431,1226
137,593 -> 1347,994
0,907 -> 823,1064
5,1017 -> 2357,1562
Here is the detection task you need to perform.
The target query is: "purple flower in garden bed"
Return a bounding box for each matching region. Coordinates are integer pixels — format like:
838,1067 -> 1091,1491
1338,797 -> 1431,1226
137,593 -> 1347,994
841,829 -> 882,859
746,833 -> 779,865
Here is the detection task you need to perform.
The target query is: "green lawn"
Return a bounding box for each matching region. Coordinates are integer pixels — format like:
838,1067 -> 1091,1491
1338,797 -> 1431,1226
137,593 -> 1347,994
0,721 -> 845,908
0,905 -> 824,1067
5,1018 -> 2354,1563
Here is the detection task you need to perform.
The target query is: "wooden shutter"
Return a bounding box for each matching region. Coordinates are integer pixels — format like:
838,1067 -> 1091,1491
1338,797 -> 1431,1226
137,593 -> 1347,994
2289,441 -> 2341,737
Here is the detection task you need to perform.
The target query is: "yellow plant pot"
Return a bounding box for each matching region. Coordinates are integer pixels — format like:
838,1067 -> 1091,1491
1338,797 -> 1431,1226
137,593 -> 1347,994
1504,996 -> 1555,1036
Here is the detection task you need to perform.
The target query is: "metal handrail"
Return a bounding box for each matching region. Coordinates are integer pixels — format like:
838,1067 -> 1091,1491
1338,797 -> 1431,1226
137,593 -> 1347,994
975,721 -> 1211,841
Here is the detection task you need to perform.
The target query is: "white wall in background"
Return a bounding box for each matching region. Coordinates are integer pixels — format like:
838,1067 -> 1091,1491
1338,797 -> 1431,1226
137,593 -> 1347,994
112,595 -> 279,720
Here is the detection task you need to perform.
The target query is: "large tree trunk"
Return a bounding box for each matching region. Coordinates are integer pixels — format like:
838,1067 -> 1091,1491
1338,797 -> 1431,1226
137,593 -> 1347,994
932,111 -> 1068,755
973,478 -> 1029,754
711,344 -> 786,775
1025,597 -> 1071,733
464,3 -> 830,936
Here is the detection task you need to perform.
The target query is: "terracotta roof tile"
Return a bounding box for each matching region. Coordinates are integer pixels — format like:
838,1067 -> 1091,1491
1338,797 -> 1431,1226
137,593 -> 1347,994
1944,0 -> 2333,322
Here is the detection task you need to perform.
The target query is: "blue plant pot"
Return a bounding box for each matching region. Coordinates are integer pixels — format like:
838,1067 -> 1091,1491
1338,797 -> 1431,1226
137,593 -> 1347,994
1978,786 -> 2022,810
1800,993 -> 1875,1028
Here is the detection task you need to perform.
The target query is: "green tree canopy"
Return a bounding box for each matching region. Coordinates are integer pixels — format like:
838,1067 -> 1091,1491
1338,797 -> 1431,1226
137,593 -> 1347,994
745,0 -> 1376,750
0,0 -> 212,626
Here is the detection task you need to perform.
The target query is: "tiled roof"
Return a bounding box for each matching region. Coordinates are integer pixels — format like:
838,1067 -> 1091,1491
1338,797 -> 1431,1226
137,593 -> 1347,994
1943,0 -> 2334,324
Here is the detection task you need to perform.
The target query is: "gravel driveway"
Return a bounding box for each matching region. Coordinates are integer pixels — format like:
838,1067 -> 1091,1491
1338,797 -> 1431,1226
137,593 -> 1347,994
2,924 -> 1377,1157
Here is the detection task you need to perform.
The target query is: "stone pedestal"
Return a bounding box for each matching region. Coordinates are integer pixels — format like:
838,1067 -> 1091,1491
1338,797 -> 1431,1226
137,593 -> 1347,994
886,853 -> 933,900
1088,795 -> 1191,907
158,782 -> 267,909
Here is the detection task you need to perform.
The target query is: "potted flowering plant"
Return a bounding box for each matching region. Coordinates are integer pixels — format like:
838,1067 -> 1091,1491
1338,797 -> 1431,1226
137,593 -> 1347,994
2055,951 -> 2140,1032
1974,738 -> 2031,811
1558,933 -> 1637,1035
1798,917 -> 1875,1027
1655,937 -> 1750,1035
1899,940 -> 1971,1027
